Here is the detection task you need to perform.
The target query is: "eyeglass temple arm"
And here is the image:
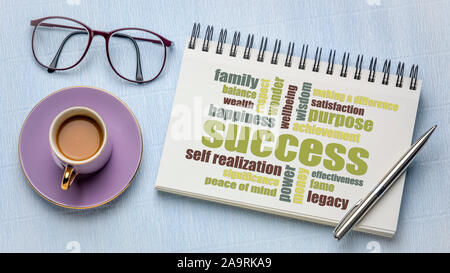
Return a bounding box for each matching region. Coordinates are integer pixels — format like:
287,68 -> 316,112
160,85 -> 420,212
114,33 -> 143,82
47,31 -> 144,82
30,20 -> 174,47
46,31 -> 86,73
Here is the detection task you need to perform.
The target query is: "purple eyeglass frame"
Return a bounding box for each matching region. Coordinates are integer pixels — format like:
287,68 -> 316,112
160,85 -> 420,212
30,16 -> 174,84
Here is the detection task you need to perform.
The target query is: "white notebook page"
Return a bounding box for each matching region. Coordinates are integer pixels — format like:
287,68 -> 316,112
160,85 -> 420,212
156,39 -> 421,237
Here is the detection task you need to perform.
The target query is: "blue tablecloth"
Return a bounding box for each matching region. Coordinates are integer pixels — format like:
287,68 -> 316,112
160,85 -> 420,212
0,0 -> 449,252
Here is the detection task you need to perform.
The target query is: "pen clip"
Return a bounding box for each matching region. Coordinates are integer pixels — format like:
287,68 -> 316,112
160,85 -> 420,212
333,199 -> 362,232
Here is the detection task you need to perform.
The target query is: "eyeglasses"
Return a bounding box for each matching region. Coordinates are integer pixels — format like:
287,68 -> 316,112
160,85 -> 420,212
30,16 -> 173,83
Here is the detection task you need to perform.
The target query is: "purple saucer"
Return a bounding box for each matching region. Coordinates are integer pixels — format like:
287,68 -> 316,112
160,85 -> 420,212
19,86 -> 142,209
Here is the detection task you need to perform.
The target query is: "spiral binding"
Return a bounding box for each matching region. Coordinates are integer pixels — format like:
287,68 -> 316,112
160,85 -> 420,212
396,62 -> 405,87
299,44 -> 308,70
340,52 -> 349,77
271,39 -> 281,65
257,37 -> 268,62
216,29 -> 227,54
312,47 -> 322,72
243,34 -> 254,60
354,54 -> 363,80
285,42 -> 294,67
188,23 -> 200,49
326,49 -> 336,75
382,60 -> 391,85
188,23 -> 419,90
409,65 -> 418,90
202,25 -> 213,52
230,31 -> 240,57
368,57 -> 377,82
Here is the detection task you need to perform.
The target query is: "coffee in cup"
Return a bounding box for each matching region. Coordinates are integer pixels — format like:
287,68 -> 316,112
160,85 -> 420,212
49,107 -> 112,190
57,115 -> 103,161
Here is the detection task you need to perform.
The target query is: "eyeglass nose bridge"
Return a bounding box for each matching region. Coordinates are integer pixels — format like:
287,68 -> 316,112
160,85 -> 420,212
92,30 -> 110,39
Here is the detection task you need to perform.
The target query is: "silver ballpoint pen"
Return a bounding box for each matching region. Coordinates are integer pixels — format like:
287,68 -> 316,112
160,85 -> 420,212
333,125 -> 437,240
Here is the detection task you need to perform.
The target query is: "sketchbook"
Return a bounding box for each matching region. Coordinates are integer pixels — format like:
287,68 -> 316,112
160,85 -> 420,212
155,23 -> 421,237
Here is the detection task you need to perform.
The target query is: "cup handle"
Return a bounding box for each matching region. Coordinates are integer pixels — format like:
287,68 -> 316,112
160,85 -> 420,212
61,165 -> 77,190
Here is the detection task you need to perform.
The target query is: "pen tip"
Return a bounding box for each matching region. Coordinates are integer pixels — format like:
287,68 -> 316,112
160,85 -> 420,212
428,125 -> 437,134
